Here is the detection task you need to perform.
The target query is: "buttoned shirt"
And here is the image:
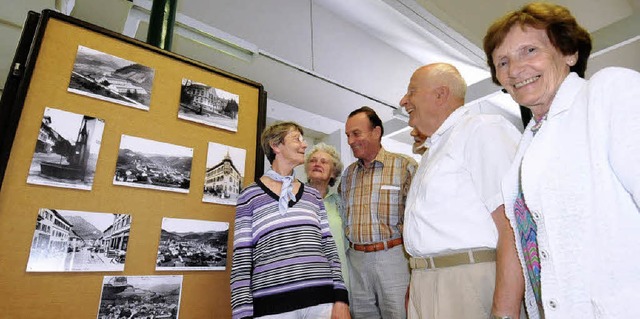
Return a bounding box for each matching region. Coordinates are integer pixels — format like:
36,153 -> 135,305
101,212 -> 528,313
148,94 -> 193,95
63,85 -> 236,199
404,106 -> 520,256
339,148 -> 417,244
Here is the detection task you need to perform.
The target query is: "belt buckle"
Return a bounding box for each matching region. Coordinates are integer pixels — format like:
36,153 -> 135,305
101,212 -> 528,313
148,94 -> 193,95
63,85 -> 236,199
414,257 -> 432,269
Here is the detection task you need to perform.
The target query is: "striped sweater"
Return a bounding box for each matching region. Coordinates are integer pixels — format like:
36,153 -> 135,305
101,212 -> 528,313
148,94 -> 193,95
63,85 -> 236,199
230,179 -> 348,319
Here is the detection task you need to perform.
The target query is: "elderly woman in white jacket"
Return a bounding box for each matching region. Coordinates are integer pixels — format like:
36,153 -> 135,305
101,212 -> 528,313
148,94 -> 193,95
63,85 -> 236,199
484,3 -> 640,319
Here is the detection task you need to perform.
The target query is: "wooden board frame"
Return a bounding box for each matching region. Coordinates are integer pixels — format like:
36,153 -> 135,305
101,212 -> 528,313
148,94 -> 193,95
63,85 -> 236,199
0,10 -> 266,318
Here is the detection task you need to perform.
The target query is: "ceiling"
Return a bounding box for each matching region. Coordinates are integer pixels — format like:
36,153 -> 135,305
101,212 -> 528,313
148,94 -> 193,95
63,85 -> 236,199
3,0 -> 639,150
315,0 -> 640,95
391,0 -> 640,77
315,0 -> 640,143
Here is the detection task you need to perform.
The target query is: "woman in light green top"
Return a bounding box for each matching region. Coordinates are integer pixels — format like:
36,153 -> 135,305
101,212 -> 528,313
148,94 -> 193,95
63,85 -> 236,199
305,143 -> 348,290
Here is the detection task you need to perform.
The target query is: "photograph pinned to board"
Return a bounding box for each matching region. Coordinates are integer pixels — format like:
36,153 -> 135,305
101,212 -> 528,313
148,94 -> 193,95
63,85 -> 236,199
203,142 -> 246,205
26,208 -> 130,272
68,45 -> 155,111
113,134 -> 193,194
27,107 -> 105,190
178,78 -> 240,132
97,275 -> 183,319
156,217 -> 229,271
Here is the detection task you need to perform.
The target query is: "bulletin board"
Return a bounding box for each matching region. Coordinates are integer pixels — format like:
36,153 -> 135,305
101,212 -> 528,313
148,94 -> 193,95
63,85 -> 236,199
0,10 -> 265,319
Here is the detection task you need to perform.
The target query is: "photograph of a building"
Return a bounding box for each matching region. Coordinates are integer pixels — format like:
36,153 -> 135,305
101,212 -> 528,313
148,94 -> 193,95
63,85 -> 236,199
202,142 -> 246,205
68,45 -> 155,111
97,275 -> 182,319
178,78 -> 240,132
156,218 -> 229,271
27,107 -> 105,190
26,209 -> 131,272
113,135 -> 193,194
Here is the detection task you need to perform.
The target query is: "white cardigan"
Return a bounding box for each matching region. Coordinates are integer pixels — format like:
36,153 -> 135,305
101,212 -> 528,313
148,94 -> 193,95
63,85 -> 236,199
502,68 -> 640,319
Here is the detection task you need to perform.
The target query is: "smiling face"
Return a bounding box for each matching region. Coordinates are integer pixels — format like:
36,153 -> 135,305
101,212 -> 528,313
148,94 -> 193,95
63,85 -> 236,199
399,67 -> 448,137
492,24 -> 577,117
305,150 -> 334,184
345,112 -> 381,164
273,129 -> 307,167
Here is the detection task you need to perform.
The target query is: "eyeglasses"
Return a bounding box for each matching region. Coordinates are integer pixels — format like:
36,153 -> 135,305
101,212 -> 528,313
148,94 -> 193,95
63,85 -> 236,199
286,133 -> 306,144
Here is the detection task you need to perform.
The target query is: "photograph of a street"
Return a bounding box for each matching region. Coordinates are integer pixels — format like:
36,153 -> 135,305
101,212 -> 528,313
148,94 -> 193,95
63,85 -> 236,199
97,275 -> 182,319
178,78 -> 240,132
68,45 -> 155,111
202,142 -> 246,205
27,107 -> 105,190
156,217 -> 229,271
26,209 -> 131,272
113,135 -> 193,194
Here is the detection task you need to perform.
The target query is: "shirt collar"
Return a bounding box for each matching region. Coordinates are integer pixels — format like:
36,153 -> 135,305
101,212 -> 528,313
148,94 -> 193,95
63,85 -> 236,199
425,106 -> 469,148
357,147 -> 387,168
547,72 -> 585,119
325,191 -> 340,202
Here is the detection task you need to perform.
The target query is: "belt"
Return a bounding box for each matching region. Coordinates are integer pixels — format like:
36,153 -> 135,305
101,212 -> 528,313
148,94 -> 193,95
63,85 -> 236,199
349,237 -> 403,252
409,249 -> 496,270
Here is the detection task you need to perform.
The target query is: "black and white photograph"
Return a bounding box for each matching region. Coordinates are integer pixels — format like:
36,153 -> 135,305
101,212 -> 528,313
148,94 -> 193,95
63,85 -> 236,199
178,78 -> 240,132
26,209 -> 131,272
68,45 -> 155,111
203,142 -> 246,205
113,135 -> 193,194
97,275 -> 182,319
156,217 -> 229,271
27,107 -> 105,190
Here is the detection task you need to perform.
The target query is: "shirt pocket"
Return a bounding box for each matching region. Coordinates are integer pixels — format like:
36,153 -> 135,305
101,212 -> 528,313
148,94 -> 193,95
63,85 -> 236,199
379,185 -> 400,206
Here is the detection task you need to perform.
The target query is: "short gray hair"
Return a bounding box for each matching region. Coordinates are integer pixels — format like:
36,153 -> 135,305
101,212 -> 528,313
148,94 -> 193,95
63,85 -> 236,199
260,121 -> 304,164
304,142 -> 343,187
428,63 -> 467,101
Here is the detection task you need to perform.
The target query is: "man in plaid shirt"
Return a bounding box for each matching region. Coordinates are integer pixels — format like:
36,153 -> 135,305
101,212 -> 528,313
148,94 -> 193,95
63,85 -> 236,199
339,106 -> 417,319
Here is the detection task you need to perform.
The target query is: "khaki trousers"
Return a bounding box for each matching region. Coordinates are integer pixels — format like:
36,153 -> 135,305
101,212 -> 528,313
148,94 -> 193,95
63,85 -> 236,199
408,261 -> 495,319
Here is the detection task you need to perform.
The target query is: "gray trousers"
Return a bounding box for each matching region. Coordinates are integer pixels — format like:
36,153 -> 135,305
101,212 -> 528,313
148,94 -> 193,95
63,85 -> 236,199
347,245 -> 410,319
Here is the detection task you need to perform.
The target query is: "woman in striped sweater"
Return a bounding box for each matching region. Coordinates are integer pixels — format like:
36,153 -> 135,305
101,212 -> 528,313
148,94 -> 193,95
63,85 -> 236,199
230,121 -> 350,319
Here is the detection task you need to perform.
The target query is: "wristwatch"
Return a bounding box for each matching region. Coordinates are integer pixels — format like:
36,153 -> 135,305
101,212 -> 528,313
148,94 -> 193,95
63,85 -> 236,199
491,315 -> 512,319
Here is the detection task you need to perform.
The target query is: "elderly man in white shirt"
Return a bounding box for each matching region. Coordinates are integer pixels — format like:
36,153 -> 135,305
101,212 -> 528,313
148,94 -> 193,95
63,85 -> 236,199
399,63 -> 521,319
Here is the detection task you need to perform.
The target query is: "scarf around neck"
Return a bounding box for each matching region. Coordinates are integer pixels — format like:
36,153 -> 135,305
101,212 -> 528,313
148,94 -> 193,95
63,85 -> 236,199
264,169 -> 295,215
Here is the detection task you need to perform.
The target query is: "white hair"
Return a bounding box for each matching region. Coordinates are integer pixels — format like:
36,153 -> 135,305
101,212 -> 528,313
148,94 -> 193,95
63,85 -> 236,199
304,142 -> 343,186
428,63 -> 467,100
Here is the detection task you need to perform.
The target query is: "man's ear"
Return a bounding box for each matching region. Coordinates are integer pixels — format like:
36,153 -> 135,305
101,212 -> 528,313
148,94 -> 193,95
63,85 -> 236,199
435,86 -> 450,104
373,125 -> 382,140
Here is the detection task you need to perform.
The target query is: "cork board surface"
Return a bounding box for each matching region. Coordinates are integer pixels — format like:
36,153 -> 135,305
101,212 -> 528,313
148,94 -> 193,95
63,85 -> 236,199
0,15 -> 262,319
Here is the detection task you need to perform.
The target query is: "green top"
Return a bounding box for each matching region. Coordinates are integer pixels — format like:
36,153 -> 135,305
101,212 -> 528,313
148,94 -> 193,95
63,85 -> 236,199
324,192 -> 349,290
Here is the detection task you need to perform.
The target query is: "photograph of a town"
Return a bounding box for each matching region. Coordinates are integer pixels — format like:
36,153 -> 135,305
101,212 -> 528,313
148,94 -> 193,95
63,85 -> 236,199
202,142 -> 246,205
97,275 -> 182,319
156,217 -> 229,271
113,134 -> 193,194
26,209 -> 130,272
68,45 -> 155,111
27,107 -> 105,191
178,78 -> 240,132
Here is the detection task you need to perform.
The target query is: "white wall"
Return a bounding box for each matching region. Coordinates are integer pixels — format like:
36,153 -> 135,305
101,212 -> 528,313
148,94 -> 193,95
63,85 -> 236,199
311,3 -> 421,106
0,0 -> 56,91
114,0 -> 423,124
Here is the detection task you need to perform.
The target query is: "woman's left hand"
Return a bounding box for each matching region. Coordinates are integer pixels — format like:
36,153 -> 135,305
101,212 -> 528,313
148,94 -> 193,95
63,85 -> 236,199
331,301 -> 351,319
